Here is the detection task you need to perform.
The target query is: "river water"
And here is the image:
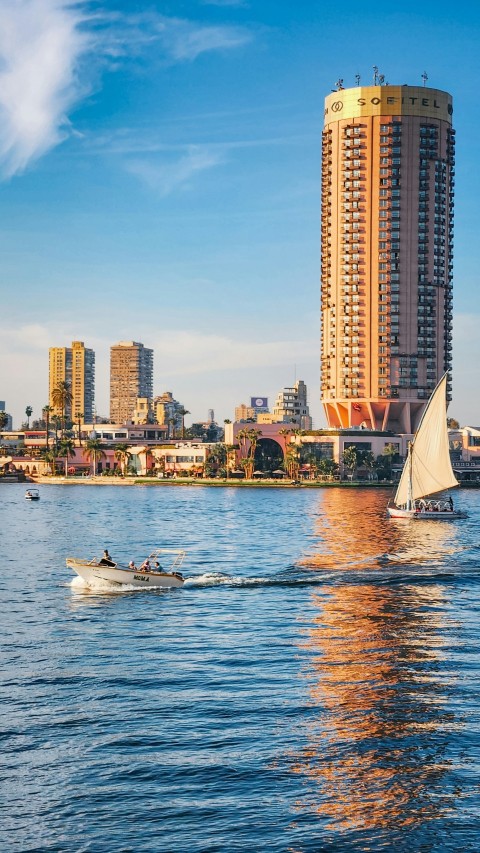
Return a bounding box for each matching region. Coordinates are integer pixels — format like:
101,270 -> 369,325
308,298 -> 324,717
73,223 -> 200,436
1,483 -> 480,851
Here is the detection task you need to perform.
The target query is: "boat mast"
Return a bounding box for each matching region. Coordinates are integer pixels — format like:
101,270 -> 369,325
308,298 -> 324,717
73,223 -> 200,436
406,442 -> 413,511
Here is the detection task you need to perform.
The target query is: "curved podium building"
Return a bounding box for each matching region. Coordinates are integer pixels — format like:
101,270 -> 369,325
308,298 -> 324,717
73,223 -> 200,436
320,84 -> 455,432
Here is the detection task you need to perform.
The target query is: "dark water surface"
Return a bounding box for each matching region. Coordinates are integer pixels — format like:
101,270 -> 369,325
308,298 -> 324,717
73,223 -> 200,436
1,484 -> 480,852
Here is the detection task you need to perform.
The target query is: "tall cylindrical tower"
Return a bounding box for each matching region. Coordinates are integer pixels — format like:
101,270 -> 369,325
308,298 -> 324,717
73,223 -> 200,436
320,84 -> 454,432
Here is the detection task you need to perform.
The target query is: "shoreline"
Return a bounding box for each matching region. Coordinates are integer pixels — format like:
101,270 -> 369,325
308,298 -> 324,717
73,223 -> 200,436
22,475 -> 480,489
23,475 -> 399,489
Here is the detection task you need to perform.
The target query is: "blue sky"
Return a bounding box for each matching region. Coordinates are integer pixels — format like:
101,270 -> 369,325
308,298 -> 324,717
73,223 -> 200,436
1,0 -> 479,428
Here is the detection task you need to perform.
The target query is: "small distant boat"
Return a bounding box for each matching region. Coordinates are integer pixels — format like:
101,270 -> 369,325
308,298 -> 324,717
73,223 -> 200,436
25,488 -> 40,501
387,374 -> 466,520
66,548 -> 186,588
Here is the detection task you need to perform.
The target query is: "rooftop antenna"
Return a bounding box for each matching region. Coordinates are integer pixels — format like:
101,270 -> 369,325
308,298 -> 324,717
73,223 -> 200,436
373,65 -> 379,85
355,73 -> 360,87
421,71 -> 428,87
378,73 -> 385,86
335,78 -> 344,91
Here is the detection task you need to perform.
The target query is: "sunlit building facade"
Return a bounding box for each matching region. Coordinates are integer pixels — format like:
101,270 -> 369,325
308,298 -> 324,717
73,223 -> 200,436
273,379 -> 313,429
49,341 -> 95,422
110,341 -> 153,424
321,84 -> 455,432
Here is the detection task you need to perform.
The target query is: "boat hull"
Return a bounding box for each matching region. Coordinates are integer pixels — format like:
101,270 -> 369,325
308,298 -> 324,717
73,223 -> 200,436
67,559 -> 184,588
387,507 -> 466,520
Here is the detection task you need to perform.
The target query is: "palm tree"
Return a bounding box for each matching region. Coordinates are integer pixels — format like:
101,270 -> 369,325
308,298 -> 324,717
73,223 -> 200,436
84,437 -> 107,476
58,437 -> 76,477
42,405 -> 53,451
167,416 -> 176,439
236,428 -> 250,459
285,445 -> 300,479
42,447 -> 58,476
177,407 -> 190,439
25,406 -> 33,428
114,443 -> 132,476
245,428 -> 262,479
51,381 -> 73,437
75,412 -> 84,447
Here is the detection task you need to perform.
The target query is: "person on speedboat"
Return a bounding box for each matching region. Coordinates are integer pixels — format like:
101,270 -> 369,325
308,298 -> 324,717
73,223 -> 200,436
99,549 -> 115,566
140,559 -> 150,572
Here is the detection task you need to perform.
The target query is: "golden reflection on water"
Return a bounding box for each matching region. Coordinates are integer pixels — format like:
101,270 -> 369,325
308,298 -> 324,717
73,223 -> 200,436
301,488 -> 463,571
292,489 -> 461,834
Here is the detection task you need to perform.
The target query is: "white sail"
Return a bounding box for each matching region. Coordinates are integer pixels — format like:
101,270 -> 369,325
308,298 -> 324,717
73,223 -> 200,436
394,374 -> 458,508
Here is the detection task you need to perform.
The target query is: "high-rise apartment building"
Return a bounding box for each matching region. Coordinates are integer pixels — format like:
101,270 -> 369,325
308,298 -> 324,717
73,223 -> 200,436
321,83 -> 454,432
110,341 -> 153,424
49,341 -> 95,421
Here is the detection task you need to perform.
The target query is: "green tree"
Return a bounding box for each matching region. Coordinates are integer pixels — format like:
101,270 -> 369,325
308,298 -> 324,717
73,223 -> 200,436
0,411 -> 8,433
58,437 -> 76,478
318,458 -> 339,478
342,446 -> 359,479
204,443 -> 227,477
447,417 -> 460,429
358,449 -> 375,478
84,438 -> 107,476
25,406 -> 33,428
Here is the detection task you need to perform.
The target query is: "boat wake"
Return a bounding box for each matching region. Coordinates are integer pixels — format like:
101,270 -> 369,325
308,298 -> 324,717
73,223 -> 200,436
183,570 -> 326,588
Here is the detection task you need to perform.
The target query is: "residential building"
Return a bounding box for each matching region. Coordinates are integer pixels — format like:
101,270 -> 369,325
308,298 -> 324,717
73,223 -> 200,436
321,82 -> 455,432
0,402 -> 13,430
273,380 -> 313,429
110,341 -> 153,424
131,397 -> 154,425
153,392 -> 185,438
49,341 -> 95,421
234,403 -> 255,422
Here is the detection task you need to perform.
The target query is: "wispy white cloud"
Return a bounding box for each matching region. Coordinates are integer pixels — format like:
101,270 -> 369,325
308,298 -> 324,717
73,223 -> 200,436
201,1 -> 248,7
125,145 -> 226,195
157,18 -> 251,61
0,0 -> 92,178
92,10 -> 252,62
0,3 -> 253,179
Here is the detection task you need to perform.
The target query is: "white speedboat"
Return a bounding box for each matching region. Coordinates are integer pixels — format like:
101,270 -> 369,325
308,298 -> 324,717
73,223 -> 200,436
25,488 -> 40,501
387,374 -> 466,520
67,548 -> 186,588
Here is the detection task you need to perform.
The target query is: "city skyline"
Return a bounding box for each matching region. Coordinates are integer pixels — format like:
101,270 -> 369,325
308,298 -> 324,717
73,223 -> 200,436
1,1 -> 479,427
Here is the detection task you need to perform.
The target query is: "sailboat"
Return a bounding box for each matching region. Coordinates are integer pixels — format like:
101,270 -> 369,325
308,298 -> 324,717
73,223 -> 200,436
387,374 -> 466,520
